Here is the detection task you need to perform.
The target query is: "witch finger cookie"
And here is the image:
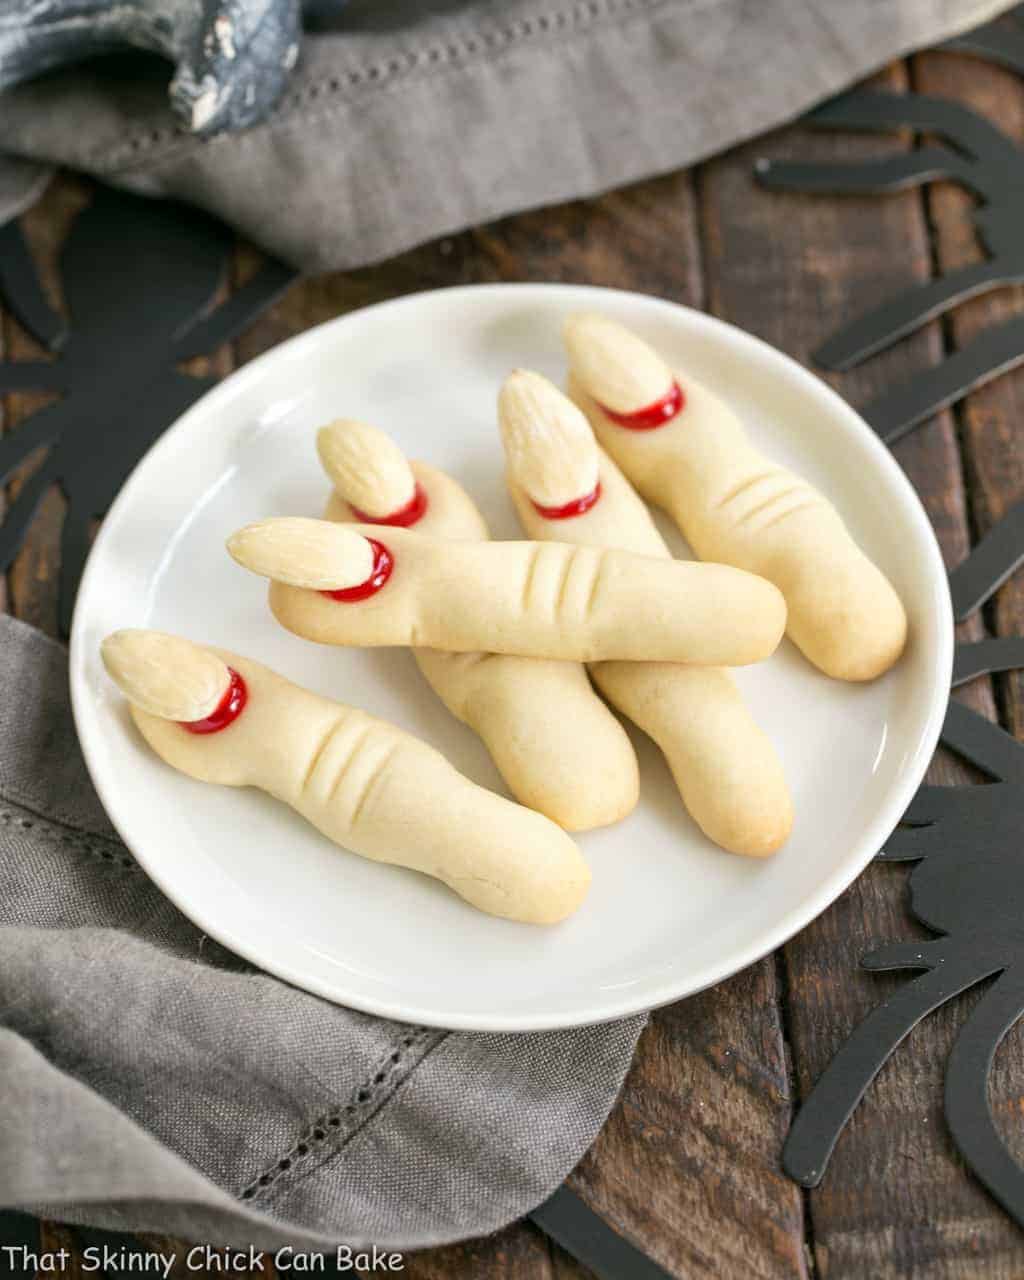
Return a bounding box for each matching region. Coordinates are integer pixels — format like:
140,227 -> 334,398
102,630 -> 591,924
563,312 -> 907,682
227,516 -> 787,666
500,369 -> 793,857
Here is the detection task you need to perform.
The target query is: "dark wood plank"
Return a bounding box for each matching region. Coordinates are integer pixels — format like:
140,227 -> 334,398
913,35 -> 1024,1227
697,56 -> 1023,1275
235,170 -> 704,364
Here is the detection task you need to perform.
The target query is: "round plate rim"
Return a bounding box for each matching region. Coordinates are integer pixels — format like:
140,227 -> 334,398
70,282 -> 954,1031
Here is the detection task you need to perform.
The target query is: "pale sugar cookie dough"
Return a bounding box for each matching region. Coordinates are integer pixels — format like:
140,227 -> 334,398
316,419 -> 638,831
500,370 -> 793,857
101,630 -> 590,925
563,312 -> 907,682
227,518 -> 787,666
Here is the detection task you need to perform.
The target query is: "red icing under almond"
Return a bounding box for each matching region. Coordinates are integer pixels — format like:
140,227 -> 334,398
601,380 -> 684,430
321,538 -> 394,602
532,481 -> 602,520
181,667 -> 247,735
351,482 -> 428,528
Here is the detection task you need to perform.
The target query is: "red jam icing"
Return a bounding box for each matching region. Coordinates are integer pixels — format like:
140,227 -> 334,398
351,483 -> 428,528
601,380 -> 685,430
533,481 -> 603,520
182,667 -> 247,735
321,538 -> 394,602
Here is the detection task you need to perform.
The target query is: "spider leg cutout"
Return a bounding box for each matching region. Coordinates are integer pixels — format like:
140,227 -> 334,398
941,701 -> 1024,784
947,503 -> 1024,692
0,400 -> 66,487
944,965 -> 1024,1224
0,360 -> 68,395
860,939 -> 951,968
755,88 -> 1024,441
756,142 -> 973,199
942,3 -> 1024,78
782,948 -> 1001,1186
875,787 -> 955,862
860,314 -> 1024,444
0,451 -> 63,580
529,1187 -> 674,1280
0,401 -> 75,579
948,495 -> 1024,621
942,605 -> 1024,785
954,638 -> 1024,686
171,257 -> 297,361
815,262 -> 1010,374
0,220 -> 66,351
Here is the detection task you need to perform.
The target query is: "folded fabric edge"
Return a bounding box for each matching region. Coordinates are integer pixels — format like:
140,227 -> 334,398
0,0 -> 1004,273
5,1013 -> 646,1253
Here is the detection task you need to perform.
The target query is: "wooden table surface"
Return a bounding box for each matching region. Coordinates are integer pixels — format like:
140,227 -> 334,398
5,42 -> 1024,1280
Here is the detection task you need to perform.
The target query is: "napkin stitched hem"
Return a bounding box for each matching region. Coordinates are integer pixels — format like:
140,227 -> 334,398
0,802 -> 137,873
91,0 -> 704,173
240,1027 -> 447,1206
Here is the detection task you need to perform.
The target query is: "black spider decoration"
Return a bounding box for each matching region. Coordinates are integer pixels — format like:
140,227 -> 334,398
783,507 -> 1024,1227
754,3 -> 1024,445
0,187 -> 298,634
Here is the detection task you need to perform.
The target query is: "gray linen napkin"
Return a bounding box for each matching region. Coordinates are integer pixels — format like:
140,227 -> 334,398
0,0 -> 1013,272
0,612 -> 645,1250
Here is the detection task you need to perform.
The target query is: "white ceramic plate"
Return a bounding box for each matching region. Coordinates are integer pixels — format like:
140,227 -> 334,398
70,284 -> 952,1032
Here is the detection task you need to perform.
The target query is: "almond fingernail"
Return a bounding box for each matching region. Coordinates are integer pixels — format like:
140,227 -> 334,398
563,312 -> 674,414
316,419 -> 417,518
498,369 -> 599,508
227,518 -> 376,589
101,629 -> 232,722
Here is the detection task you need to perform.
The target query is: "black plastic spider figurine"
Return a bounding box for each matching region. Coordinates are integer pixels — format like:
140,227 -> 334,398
755,3 -> 1024,444
0,187 -> 297,634
783,509 -> 1024,1226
